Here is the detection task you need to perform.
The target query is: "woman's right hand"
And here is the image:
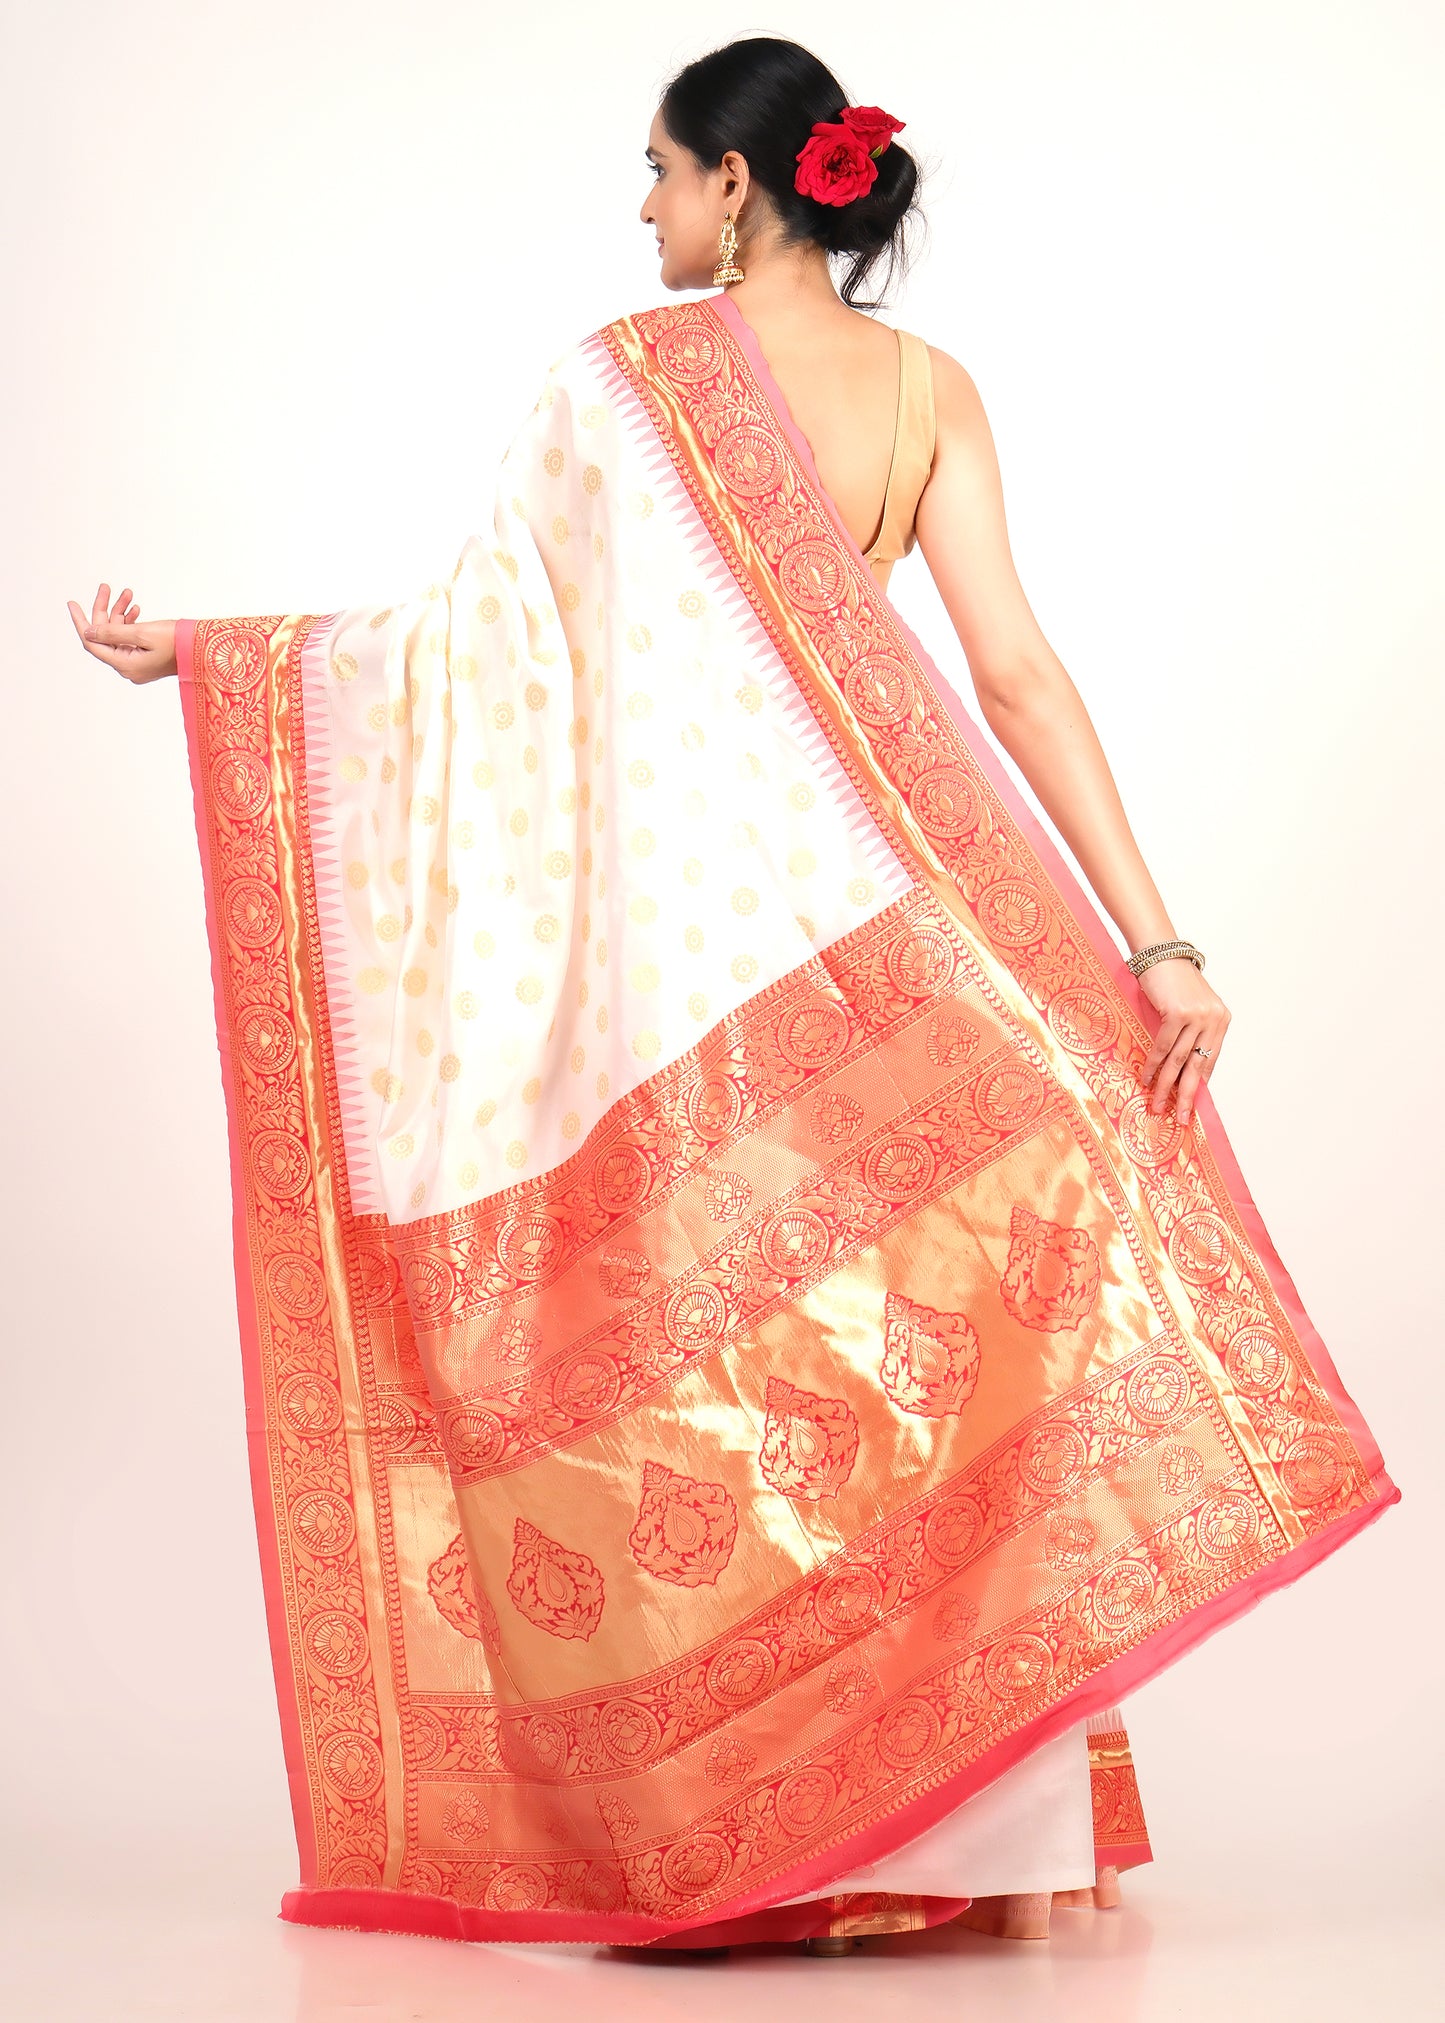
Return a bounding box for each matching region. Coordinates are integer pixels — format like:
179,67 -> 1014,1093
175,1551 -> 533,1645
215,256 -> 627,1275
67,582 -> 177,683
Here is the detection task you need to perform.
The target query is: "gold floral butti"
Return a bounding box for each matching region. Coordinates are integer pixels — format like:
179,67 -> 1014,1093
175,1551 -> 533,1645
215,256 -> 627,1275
172,291 -> 1398,1947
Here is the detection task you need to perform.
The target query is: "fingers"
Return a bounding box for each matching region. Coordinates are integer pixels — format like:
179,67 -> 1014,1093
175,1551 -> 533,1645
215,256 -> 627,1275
1140,1019 -> 1198,1116
1179,1012 -> 1230,1126
1175,1042 -> 1220,1128
1139,1015 -> 1185,1094
68,598 -> 160,681
67,600 -> 118,650
1138,987 -> 1232,1129
1146,1021 -> 1227,1128
1175,1061 -> 1204,1128
85,582 -> 139,626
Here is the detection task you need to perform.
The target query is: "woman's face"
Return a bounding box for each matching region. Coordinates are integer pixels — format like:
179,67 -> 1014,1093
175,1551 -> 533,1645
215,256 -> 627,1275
639,106 -> 747,292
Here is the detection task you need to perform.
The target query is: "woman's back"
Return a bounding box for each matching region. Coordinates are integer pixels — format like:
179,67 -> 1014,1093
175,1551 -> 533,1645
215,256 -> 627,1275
718,299 -> 937,586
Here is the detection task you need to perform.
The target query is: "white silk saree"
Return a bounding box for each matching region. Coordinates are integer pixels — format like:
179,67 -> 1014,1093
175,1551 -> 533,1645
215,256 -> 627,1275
173,287 -> 1399,1947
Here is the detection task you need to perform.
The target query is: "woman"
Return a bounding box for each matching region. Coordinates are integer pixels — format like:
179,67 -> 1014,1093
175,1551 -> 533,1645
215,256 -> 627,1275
68,36 -> 1397,1960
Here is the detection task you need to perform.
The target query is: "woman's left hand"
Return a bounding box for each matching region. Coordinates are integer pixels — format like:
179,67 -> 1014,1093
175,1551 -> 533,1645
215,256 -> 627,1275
1136,958 -> 1231,1129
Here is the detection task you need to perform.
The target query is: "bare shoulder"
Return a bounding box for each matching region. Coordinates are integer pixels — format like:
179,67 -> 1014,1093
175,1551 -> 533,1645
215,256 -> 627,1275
921,341 -> 993,443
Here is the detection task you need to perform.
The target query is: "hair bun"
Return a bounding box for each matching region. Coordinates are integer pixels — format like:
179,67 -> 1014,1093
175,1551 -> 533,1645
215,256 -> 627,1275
660,37 -> 924,310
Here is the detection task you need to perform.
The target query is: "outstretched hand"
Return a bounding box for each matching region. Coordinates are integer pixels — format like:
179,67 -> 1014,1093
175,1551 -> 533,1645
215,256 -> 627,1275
67,582 -> 177,683
1136,957 -> 1231,1130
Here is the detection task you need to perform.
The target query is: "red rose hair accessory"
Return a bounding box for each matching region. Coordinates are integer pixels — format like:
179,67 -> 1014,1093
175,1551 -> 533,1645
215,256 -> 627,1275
794,104 -> 906,207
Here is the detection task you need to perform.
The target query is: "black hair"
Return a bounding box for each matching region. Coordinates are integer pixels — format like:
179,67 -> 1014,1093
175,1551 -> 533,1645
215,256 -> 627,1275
658,36 -> 925,312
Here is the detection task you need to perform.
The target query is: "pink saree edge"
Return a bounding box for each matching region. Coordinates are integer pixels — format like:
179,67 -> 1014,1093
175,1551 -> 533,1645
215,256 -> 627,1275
275,1885 -> 971,1950
274,1484 -> 1393,1946
175,618 -> 321,1887
706,287 -> 1397,1498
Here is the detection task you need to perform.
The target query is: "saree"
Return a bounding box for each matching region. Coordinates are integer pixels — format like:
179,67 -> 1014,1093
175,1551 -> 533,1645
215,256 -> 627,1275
172,287 -> 1399,1948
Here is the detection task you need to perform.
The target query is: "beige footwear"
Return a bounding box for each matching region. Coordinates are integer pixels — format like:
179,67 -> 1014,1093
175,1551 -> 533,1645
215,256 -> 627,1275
953,1891 -> 1052,1940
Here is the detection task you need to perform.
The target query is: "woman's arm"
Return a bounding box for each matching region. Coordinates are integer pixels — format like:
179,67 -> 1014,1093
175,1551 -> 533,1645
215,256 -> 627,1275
913,350 -> 1230,1129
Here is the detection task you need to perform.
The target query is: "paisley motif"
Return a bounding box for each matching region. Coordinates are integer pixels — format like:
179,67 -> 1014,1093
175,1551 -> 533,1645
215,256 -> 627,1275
878,1292 -> 982,1416
758,1376 -> 860,1501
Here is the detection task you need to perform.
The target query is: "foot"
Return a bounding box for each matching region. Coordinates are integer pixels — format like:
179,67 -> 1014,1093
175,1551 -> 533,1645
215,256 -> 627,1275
1052,1863 -> 1123,1912
954,1892 -> 1051,1940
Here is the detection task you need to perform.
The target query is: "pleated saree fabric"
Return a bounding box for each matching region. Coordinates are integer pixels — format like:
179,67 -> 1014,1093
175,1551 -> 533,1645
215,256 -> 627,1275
173,288 -> 1399,1948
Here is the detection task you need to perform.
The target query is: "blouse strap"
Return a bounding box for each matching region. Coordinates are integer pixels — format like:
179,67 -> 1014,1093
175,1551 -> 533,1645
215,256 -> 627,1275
867,329 -> 936,564
893,329 -> 936,505
861,326 -> 906,559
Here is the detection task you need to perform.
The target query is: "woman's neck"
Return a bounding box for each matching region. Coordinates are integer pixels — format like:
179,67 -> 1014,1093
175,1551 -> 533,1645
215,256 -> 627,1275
719,249 -> 857,334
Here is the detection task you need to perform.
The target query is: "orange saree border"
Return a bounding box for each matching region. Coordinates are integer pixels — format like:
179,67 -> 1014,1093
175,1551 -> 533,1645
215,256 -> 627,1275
597,294 -> 1395,1541
407,892 -> 1193,1487
1086,1710 -> 1153,1870
176,614 -> 380,1890
169,293 -> 1399,1947
175,611 -> 978,1946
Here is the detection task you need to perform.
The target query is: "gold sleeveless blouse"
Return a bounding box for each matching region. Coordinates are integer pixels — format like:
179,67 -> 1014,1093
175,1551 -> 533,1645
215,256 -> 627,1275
860,327 -> 937,572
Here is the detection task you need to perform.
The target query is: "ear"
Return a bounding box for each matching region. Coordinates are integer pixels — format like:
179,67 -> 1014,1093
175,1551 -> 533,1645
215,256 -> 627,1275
717,148 -> 750,207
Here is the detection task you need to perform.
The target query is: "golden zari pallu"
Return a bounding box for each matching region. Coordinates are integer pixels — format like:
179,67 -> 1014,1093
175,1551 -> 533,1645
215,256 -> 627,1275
172,290 -> 1399,1947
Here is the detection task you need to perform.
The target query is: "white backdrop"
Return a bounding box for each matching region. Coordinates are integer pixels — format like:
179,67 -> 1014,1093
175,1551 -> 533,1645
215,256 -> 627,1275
4,0 -> 1441,1998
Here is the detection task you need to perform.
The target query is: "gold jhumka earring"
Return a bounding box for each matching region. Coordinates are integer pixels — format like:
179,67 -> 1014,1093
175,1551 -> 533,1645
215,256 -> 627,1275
712,210 -> 745,285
